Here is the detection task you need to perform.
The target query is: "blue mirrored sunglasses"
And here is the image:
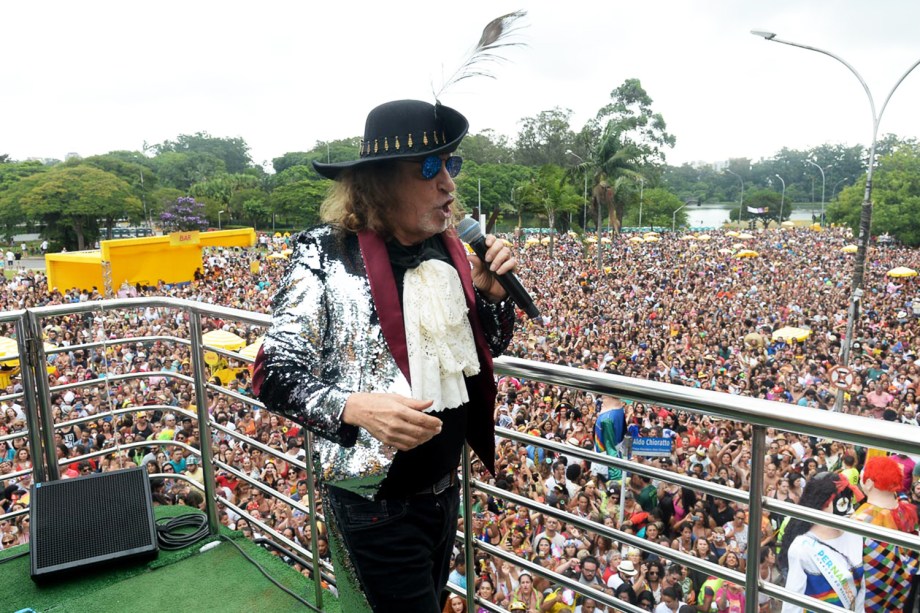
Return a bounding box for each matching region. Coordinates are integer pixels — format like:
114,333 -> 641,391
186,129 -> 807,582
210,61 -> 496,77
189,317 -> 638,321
418,155 -> 463,180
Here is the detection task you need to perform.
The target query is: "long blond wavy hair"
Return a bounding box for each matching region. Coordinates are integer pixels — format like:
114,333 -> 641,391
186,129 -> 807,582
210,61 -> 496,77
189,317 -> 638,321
319,161 -> 465,239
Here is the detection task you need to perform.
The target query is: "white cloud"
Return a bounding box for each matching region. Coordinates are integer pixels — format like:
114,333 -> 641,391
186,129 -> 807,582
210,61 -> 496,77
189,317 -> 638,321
2,0 -> 918,167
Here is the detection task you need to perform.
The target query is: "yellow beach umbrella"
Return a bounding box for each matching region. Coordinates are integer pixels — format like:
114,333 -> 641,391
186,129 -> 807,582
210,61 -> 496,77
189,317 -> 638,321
680,235 -> 696,241
735,250 -> 760,258
888,266 -> 918,278
738,232 -> 755,239
601,237 -> 612,244
540,236 -> 551,245
781,221 -> 795,227
628,236 -> 644,243
643,231 -> 659,237
202,330 -> 247,352
239,337 -> 264,361
718,248 -> 733,255
697,234 -> 711,241
644,235 -> 660,242
0,337 -> 21,367
731,242 -> 744,250
772,327 -> 812,342
266,252 -> 287,260
841,245 -> 858,254
0,338 -> 56,367
586,237 -> 598,243
726,231 -> 740,237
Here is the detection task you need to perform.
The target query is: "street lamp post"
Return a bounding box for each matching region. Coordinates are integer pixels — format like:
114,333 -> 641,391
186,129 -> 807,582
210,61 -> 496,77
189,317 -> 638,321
218,210 -> 224,230
774,174 -> 786,222
566,150 -> 601,268
832,177 -> 850,200
638,176 -> 645,229
804,160 -> 826,224
753,30 -> 920,412
672,202 -> 688,232
724,168 -> 744,224
565,150 -> 589,231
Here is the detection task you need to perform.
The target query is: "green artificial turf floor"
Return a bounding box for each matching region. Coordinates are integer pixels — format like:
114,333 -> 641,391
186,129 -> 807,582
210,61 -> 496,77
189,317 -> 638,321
0,505 -> 340,613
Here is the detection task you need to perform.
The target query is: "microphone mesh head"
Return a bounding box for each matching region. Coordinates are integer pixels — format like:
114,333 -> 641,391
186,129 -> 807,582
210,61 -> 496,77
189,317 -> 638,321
457,217 -> 483,242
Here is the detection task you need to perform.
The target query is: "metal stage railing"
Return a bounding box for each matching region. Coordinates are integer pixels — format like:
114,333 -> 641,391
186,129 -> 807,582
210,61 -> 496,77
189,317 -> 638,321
1,297 -> 919,613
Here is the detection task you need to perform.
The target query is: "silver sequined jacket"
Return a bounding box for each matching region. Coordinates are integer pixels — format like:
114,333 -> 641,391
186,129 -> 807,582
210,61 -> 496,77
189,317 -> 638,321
254,224 -> 515,498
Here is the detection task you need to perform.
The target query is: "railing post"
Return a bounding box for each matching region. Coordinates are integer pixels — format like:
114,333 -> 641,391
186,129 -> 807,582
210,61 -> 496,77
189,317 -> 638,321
461,445 -> 476,612
744,425 -> 767,613
27,310 -> 60,481
188,311 -> 221,535
303,431 -> 324,610
16,314 -> 47,483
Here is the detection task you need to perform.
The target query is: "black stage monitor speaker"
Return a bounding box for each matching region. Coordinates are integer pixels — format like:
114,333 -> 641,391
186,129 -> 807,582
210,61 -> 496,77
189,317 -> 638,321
30,466 -> 158,582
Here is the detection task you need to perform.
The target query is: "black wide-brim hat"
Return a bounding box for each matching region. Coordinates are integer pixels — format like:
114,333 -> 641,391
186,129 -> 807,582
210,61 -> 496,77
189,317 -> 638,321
313,99 -> 469,180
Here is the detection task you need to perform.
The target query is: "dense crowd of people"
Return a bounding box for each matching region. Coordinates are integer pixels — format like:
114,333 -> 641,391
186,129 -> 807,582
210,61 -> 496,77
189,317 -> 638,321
2,224 -> 920,612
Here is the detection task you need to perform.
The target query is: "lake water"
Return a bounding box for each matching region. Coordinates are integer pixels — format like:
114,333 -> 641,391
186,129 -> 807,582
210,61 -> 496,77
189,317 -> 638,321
687,203 -> 818,228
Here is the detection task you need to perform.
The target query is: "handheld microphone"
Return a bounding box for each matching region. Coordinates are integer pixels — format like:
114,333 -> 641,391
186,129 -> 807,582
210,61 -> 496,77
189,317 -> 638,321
456,218 -> 540,320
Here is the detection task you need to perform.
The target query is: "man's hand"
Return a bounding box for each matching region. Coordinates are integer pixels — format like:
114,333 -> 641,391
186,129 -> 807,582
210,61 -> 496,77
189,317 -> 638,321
341,392 -> 441,451
468,234 -> 517,303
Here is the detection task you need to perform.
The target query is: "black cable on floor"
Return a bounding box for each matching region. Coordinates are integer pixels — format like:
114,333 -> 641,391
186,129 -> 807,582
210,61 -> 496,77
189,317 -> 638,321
155,512 -> 210,550
215,534 -> 318,611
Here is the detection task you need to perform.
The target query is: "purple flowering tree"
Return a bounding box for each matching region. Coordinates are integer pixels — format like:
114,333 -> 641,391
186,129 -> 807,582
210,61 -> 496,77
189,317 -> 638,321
160,196 -> 208,232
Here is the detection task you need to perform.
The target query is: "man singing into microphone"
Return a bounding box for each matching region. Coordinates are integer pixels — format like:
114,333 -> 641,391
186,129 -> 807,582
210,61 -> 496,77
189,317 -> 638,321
254,99 -> 517,612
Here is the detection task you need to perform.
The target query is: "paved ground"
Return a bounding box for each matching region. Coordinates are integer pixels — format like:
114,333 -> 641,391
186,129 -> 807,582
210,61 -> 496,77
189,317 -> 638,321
3,256 -> 46,273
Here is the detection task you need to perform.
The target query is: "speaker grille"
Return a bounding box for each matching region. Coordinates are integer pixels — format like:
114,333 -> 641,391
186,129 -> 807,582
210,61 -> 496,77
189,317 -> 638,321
31,466 -> 157,580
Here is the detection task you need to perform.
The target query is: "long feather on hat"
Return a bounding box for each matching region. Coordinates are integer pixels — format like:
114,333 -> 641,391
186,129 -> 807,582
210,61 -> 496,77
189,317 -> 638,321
433,10 -> 527,102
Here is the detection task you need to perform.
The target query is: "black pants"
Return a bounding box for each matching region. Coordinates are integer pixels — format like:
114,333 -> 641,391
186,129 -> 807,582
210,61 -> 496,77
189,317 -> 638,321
327,483 -> 460,613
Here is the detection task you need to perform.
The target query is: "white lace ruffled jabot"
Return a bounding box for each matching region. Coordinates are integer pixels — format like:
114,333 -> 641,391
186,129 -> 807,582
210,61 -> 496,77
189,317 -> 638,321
402,259 -> 480,412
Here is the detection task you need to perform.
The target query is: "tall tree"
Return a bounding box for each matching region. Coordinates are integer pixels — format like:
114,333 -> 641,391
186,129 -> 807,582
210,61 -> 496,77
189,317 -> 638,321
457,130 -> 515,164
595,78 -> 676,167
515,164 -> 581,254
9,166 -> 141,250
828,143 -> 920,246
153,151 -> 227,191
272,138 -> 362,174
514,108 -> 577,167
151,132 -> 252,174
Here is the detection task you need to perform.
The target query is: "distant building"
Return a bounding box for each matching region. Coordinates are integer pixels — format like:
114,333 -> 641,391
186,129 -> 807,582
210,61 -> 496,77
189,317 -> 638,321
65,152 -> 82,161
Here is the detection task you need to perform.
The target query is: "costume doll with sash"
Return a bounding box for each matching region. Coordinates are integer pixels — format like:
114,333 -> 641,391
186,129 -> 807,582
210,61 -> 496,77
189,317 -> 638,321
780,472 -> 866,613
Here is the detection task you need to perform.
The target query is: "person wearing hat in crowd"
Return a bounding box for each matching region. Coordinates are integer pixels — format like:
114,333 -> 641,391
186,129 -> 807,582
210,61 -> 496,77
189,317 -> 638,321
608,558 -> 639,593
254,99 -> 517,613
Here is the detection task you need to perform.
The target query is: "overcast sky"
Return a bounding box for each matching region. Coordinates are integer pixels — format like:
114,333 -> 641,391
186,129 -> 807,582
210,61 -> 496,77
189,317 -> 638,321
3,1 -> 919,169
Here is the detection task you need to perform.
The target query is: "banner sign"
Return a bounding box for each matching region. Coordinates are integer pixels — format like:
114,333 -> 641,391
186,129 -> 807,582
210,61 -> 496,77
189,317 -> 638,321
169,231 -> 200,246
631,437 -> 673,457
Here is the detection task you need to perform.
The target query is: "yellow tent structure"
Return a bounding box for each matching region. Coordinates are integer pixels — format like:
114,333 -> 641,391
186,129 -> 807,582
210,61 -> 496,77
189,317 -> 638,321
46,228 -> 256,295
735,250 -> 760,258
772,327 -> 812,342
841,245 -> 858,254
888,266 -> 918,278
202,330 -> 247,351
